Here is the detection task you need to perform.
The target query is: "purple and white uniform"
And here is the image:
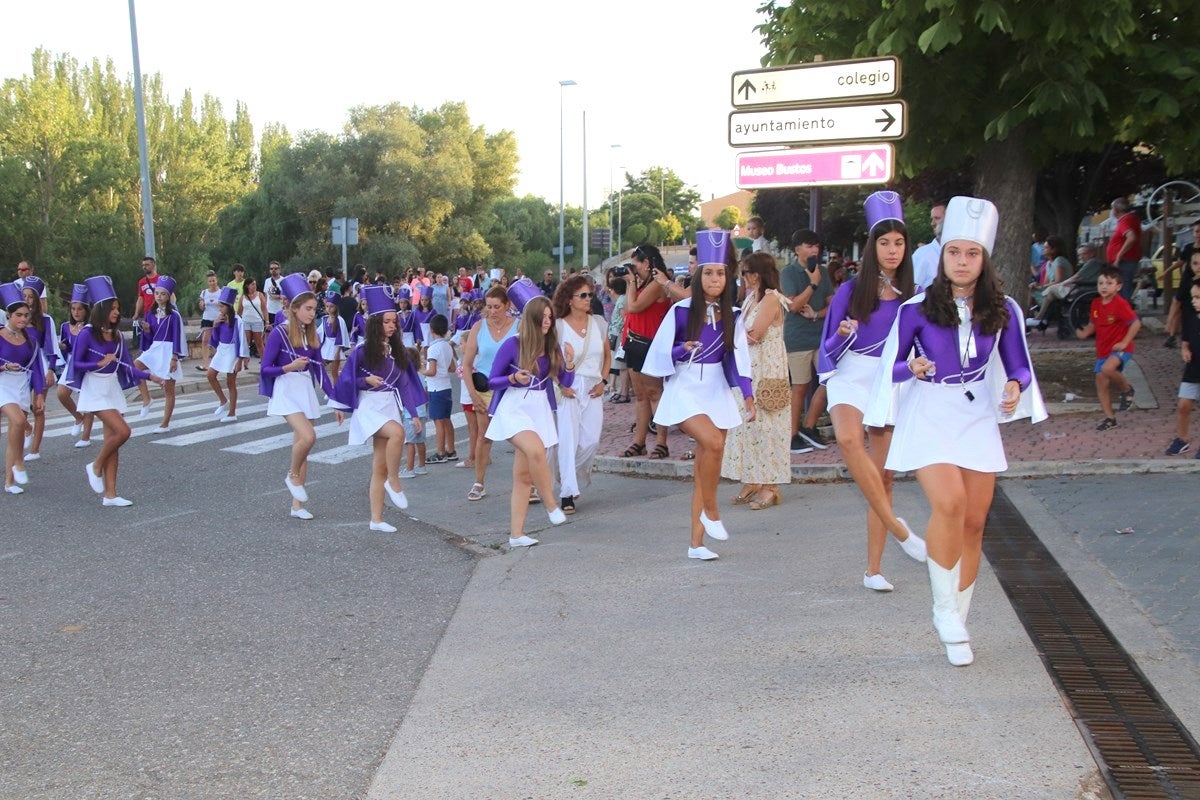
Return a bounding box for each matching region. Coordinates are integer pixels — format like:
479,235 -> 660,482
817,279 -> 905,415
0,333 -> 47,412
411,307 -> 436,346
484,336 -> 574,447
864,294 -> 1047,473
331,344 -> 427,446
139,308 -> 185,381
259,325 -> 337,420
642,297 -> 752,430
318,314 -> 351,362
209,316 -> 249,375
68,326 -> 151,414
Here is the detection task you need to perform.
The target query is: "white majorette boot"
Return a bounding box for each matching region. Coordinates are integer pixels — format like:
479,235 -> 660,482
928,559 -> 973,666
958,580 -> 976,624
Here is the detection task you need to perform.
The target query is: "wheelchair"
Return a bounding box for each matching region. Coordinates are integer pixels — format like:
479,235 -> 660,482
1030,284 -> 1098,340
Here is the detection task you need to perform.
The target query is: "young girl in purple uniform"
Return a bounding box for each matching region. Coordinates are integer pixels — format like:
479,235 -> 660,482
56,285 -> 96,447
0,283 -> 47,494
133,276 -> 186,433
18,276 -> 55,461
206,287 -> 250,422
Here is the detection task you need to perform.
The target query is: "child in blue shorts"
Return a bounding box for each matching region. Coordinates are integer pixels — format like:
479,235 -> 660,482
399,346 -> 429,477
423,314 -> 457,463
1077,267 -> 1141,431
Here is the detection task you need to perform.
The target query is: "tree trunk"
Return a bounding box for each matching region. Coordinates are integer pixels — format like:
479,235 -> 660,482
974,134 -> 1038,310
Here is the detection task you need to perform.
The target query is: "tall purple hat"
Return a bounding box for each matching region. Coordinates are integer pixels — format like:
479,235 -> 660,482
155,275 -> 177,296
279,272 -> 311,301
323,290 -> 340,306
70,283 -> 90,306
20,275 -> 45,296
0,282 -> 24,310
218,286 -> 238,306
506,276 -> 541,314
695,229 -> 733,267
84,275 -> 117,304
395,283 -> 412,302
864,191 -> 905,232
362,284 -> 395,316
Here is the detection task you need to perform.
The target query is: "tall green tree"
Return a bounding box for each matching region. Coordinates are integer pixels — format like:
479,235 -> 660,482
758,0 -> 1200,302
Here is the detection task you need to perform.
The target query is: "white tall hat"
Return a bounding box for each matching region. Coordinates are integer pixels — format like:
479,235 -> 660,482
941,196 -> 999,254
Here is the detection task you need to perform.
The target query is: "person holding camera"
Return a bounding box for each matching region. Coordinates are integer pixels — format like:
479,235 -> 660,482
618,245 -> 672,459
781,230 -> 833,453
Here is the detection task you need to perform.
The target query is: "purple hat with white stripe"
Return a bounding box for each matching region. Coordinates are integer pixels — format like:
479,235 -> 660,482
84,275 -> 117,304
0,282 -> 24,310
695,229 -> 733,267
70,283 -> 90,306
155,275 -> 177,296
323,290 -> 340,306
864,191 -> 905,232
279,272 -> 311,301
20,275 -> 45,296
362,285 -> 395,317
218,286 -> 238,306
506,277 -> 541,314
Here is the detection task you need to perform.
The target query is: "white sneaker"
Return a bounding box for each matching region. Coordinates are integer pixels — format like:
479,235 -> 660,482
284,475 -> 308,503
4,485 -> 23,495
85,462 -> 104,494
547,507 -> 567,525
24,453 -> 40,461
219,415 -> 238,423
863,572 -> 895,592
212,402 -> 228,417
369,520 -> 397,533
508,535 -> 539,548
12,467 -> 28,486
290,507 -> 314,520
413,465 -> 428,476
138,401 -> 154,419
153,425 -> 170,434
385,482 -> 409,510
688,546 -> 719,560
70,422 -> 83,437
699,510 -> 729,541
75,439 -> 92,449
23,434 -> 32,452
1024,317 -> 1040,328
397,468 -> 416,479
896,518 -> 928,562
102,496 -> 133,507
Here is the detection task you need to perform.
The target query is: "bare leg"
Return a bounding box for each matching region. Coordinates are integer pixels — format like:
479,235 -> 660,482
680,414 -> 726,548
830,404 -> 911,542
200,328 -> 212,369
509,446 -> 531,537
790,381 -> 809,437
4,405 -> 26,486
285,412 -> 316,511
92,408 -> 130,499
509,430 -> 559,515
915,464 -> 967,569
29,396 -> 45,455
81,412 -> 95,440
369,437 -> 387,523
802,383 -> 827,430
463,408 -> 479,463
56,383 -> 82,423
1178,398 -> 1195,440
161,380 -> 176,426
957,469 -> 996,589
226,373 -> 239,415
473,409 -> 493,486
206,368 -> 227,406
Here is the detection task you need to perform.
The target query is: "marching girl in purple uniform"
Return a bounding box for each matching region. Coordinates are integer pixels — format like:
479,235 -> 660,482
331,285 -> 427,532
69,275 -> 165,506
484,287 -> 573,547
643,230 -> 755,561
18,276 -> 56,461
865,197 -> 1046,666
818,192 -> 928,592
317,291 -> 351,381
56,284 -> 96,448
412,292 -> 436,347
206,287 -> 250,423
0,283 -> 47,495
259,272 -> 345,521
133,275 -> 186,432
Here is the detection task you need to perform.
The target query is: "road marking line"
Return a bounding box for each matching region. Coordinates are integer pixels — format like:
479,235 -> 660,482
221,419 -> 343,454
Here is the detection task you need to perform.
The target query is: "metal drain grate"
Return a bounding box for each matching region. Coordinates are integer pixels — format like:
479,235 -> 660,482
985,489 -> 1200,799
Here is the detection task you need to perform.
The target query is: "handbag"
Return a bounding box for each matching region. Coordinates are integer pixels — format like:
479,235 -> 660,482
471,372 -> 490,393
754,377 -> 790,412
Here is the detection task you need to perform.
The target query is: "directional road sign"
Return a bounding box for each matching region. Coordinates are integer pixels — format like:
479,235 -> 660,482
728,101 -> 906,148
731,57 -> 901,109
735,144 -> 894,189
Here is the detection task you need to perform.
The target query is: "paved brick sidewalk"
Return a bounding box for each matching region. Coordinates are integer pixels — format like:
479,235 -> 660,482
597,325 -> 1198,471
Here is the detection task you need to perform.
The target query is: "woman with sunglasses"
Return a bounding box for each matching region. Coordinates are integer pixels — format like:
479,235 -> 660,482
551,276 -> 611,514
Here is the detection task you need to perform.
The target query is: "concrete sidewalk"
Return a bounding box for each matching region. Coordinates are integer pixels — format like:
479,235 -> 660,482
365,478 -> 1102,799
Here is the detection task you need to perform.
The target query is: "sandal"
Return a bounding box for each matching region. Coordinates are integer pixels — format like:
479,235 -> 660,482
620,442 -> 647,458
648,444 -> 669,460
467,482 -> 486,501
749,489 -> 781,511
610,393 -> 630,404
682,450 -> 695,460
731,485 -> 760,505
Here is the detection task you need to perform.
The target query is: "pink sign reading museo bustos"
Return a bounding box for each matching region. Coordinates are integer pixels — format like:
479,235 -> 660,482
736,144 -> 894,189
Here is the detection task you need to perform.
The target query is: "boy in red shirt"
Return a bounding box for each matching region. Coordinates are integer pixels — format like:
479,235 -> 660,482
1077,267 -> 1141,430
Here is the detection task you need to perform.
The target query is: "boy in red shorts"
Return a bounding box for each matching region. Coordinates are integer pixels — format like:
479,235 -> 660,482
1077,267 -> 1141,430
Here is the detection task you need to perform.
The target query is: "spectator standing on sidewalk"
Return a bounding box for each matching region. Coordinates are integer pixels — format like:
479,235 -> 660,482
263,261 -> 284,329
910,201 -> 946,288
1166,282 -> 1200,456
780,230 -> 832,453
198,271 -> 221,371
1076,267 -> 1141,431
1106,197 -> 1142,301
618,246 -> 671,460
1163,221 -> 1200,347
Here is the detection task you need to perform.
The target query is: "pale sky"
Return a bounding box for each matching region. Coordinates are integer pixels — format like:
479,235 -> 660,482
3,0 -> 769,211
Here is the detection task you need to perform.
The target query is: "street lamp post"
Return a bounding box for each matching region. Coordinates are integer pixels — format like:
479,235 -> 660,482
581,109 -> 588,273
128,0 -> 155,258
608,144 -> 620,261
558,79 -> 577,280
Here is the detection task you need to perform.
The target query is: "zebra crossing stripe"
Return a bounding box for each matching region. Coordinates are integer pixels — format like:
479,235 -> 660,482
308,443 -> 372,465
42,396 -> 212,438
150,410 -> 290,446
130,402 -> 269,438
221,420 -> 344,455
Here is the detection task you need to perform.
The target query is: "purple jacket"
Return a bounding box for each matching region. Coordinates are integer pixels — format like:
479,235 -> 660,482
486,336 -> 574,415
330,344 -> 427,416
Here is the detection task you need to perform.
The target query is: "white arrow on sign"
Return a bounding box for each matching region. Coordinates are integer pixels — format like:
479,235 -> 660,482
728,101 -> 907,148
731,57 -> 900,108
862,151 -> 887,178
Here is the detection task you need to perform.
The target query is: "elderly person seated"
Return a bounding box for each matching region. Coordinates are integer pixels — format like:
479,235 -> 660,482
1026,241 -> 1103,331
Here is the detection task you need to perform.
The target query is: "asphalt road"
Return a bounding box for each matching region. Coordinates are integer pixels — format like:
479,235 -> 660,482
0,397 -> 479,800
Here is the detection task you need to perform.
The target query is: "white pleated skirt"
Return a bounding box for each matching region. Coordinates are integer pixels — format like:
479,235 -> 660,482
486,387 -> 558,448
210,341 -> 241,375
348,390 -> 403,445
320,338 -> 346,362
77,371 -> 126,414
139,340 -> 182,381
267,372 -> 321,419
885,378 -> 1007,473
826,350 -> 879,415
0,371 -> 31,411
654,360 -> 743,430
